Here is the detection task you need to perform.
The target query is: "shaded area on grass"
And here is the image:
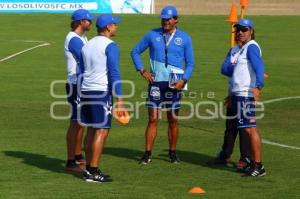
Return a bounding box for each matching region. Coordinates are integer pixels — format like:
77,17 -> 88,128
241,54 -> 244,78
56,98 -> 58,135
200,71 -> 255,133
103,147 -> 239,173
3,150 -> 81,178
104,147 -> 143,161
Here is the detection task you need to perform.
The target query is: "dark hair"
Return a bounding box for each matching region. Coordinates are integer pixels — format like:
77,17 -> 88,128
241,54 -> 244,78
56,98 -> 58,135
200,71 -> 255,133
97,26 -> 107,34
70,21 -> 81,31
251,29 -> 255,40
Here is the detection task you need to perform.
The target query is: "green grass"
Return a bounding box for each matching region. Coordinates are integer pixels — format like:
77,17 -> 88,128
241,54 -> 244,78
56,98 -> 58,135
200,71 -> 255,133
0,14 -> 299,199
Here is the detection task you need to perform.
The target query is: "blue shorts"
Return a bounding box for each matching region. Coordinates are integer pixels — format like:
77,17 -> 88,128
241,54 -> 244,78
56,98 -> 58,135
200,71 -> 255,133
232,96 -> 256,129
66,83 -> 80,121
147,82 -> 182,109
79,91 -> 112,129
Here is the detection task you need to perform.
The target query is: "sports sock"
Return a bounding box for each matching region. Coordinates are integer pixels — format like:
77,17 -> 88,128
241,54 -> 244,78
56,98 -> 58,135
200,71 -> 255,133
254,162 -> 262,167
145,150 -> 151,156
169,150 -> 176,154
66,159 -> 76,165
75,154 -> 83,160
88,167 -> 98,174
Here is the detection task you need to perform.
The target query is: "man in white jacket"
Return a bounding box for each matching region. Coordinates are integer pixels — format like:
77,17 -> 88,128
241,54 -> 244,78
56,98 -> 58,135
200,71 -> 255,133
80,14 -> 127,183
221,19 -> 266,177
64,9 -> 94,172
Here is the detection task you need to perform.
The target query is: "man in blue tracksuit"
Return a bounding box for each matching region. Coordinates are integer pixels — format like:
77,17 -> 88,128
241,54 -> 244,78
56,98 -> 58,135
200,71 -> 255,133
131,5 -> 195,164
221,19 -> 266,177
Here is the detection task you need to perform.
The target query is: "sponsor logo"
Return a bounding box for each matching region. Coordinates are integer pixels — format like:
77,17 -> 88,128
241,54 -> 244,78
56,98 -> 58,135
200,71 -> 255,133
75,96 -> 80,105
104,101 -> 112,116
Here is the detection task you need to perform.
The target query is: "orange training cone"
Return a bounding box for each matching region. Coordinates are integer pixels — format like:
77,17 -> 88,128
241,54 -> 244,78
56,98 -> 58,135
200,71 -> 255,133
240,0 -> 249,7
113,109 -> 130,125
227,3 -> 238,23
189,187 -> 206,194
227,3 -> 238,47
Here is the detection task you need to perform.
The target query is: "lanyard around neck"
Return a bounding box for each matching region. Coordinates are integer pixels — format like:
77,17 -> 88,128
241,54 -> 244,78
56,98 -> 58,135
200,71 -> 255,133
163,30 -> 176,47
163,29 -> 176,68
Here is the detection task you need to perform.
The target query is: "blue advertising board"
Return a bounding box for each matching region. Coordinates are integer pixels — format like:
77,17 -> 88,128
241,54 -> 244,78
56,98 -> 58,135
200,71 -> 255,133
0,0 -> 153,13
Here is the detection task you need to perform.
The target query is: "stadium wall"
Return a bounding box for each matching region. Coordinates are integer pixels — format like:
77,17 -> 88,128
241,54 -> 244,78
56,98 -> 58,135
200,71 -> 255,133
154,0 -> 300,15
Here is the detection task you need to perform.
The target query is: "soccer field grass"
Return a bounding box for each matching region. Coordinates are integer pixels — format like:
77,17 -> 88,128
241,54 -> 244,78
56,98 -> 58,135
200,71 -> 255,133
0,14 -> 299,199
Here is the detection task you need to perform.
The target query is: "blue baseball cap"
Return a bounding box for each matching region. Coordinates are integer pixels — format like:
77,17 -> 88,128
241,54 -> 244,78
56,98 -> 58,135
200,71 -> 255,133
96,14 -> 121,28
71,9 -> 95,21
234,19 -> 254,28
160,5 -> 178,19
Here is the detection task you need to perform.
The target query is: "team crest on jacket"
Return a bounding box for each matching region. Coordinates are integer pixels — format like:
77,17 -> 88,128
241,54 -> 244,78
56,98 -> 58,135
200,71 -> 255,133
150,86 -> 160,97
174,37 -> 182,45
156,37 -> 161,42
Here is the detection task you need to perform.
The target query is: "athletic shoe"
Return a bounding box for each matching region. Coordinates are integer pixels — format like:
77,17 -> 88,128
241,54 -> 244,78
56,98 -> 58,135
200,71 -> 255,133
207,157 -> 231,166
83,169 -> 111,179
207,149 -> 231,166
207,154 -> 231,166
65,161 -> 84,173
83,170 -> 91,180
83,169 -> 112,183
139,153 -> 152,165
169,151 -> 180,164
243,164 -> 266,177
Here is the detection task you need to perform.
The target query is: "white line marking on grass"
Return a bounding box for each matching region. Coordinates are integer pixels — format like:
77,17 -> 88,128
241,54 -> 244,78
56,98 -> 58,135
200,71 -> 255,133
0,41 -> 50,63
262,139 -> 300,150
263,96 -> 300,104
261,97 -> 300,150
15,40 -> 49,43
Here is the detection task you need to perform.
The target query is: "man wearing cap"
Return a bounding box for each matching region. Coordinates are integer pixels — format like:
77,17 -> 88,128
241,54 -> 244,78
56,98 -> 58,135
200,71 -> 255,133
64,9 -> 94,172
131,5 -> 195,164
80,14 -> 126,182
221,18 -> 266,177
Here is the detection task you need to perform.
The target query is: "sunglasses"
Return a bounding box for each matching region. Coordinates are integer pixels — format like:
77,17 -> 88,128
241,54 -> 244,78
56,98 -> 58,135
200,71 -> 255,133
235,27 -> 250,33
